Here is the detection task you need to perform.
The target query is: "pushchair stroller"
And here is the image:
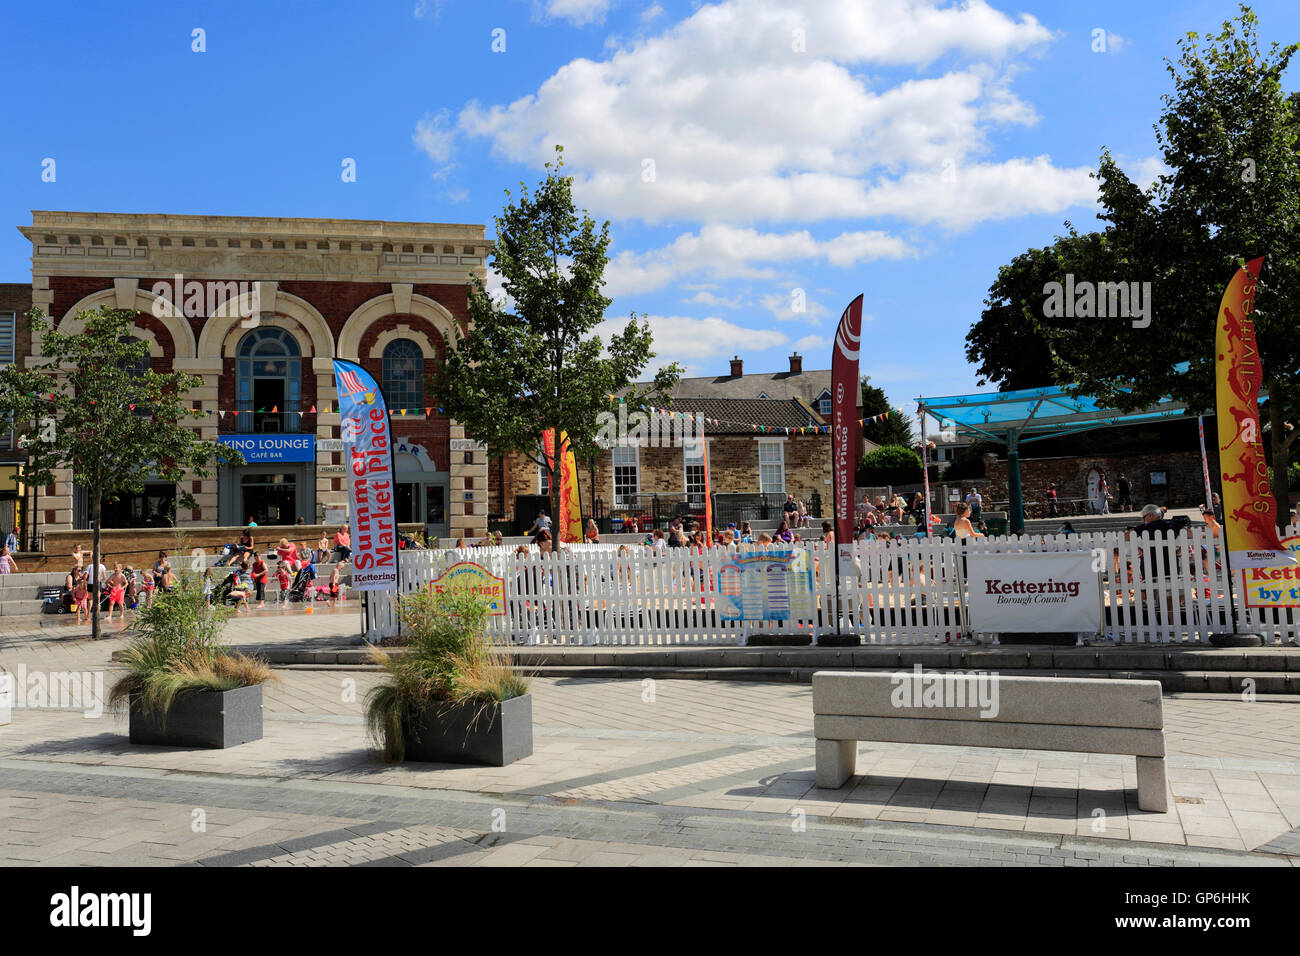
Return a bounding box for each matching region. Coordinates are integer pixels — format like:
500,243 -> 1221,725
211,571 -> 238,606
285,566 -> 314,603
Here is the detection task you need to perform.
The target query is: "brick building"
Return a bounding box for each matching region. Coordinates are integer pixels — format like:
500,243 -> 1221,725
15,210 -> 491,543
0,282 -> 32,544
490,352 -> 851,530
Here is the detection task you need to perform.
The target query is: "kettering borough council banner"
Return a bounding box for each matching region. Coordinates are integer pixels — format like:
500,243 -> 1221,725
334,359 -> 399,592
965,552 -> 1102,634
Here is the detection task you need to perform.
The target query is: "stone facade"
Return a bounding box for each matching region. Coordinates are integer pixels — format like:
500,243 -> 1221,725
492,433 -> 832,526
17,210 -> 490,541
981,451 -> 1209,510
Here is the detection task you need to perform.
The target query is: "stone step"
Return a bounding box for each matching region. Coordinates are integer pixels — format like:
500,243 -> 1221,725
256,661 -> 1300,695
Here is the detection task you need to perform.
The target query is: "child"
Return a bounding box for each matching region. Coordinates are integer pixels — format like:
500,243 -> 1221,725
300,556 -> 317,602
322,564 -> 344,605
139,570 -> 155,609
276,561 -> 292,604
71,574 -> 90,624
227,568 -> 251,612
106,563 -> 127,623
203,568 -> 214,605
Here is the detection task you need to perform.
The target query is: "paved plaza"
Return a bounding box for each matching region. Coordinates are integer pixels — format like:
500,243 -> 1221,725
2,612 -> 1299,866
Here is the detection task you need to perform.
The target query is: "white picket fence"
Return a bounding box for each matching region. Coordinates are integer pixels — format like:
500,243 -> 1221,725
363,527 -> 1300,646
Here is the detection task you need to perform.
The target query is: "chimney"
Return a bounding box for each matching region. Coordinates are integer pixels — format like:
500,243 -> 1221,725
730,355 -> 743,378
789,352 -> 802,375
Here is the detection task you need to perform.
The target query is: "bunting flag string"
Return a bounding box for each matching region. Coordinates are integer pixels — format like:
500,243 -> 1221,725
603,394 -> 897,436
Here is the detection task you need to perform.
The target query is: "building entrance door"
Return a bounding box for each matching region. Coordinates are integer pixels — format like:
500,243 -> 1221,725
241,472 -> 296,526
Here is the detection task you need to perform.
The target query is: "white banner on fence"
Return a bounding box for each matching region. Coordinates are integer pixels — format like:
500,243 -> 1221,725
966,551 -> 1101,633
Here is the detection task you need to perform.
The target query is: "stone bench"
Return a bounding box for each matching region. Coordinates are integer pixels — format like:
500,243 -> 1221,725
812,671 -> 1168,812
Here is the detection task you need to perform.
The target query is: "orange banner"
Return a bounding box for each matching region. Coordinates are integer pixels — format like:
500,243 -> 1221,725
702,428 -> 713,541
558,431 -> 582,544
541,429 -> 582,543
1214,257 -> 1295,570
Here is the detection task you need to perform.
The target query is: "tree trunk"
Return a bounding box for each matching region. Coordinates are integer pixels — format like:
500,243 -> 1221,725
1270,402 -> 1293,532
91,491 -> 101,642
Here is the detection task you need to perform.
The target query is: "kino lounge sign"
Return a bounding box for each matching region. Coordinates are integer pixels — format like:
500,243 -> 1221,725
965,552 -> 1102,634
216,434 -> 315,463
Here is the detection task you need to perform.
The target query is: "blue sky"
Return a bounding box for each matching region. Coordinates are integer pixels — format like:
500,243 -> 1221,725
3,0 -> 1298,418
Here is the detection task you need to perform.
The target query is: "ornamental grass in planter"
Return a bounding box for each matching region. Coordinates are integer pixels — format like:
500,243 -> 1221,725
365,583 -> 532,765
108,572 -> 277,748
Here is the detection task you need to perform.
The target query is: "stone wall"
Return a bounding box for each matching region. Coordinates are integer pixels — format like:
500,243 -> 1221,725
983,450 -> 1209,509
491,433 -> 832,522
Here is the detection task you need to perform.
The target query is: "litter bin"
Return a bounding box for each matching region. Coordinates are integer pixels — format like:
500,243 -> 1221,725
984,517 -> 1009,537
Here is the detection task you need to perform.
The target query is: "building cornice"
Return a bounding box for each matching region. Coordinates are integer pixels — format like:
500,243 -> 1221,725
20,210 -> 491,285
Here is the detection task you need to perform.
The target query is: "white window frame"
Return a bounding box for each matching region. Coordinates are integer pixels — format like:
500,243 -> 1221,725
757,439 -> 785,495
684,437 -> 708,506
0,312 -> 15,367
612,443 -> 640,508
538,463 -> 551,496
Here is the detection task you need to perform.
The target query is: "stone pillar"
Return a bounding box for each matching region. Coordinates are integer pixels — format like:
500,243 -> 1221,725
174,359 -> 224,526
448,422 -> 488,541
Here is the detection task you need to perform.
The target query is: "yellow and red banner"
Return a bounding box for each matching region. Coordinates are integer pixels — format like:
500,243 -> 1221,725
542,429 -> 583,544
1214,257 -> 1295,574
431,561 -> 506,616
1243,536 -> 1300,608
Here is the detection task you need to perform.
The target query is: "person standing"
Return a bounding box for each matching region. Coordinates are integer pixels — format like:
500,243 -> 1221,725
1046,481 -> 1059,518
1116,473 -> 1133,512
1096,472 -> 1110,515
0,547 -> 17,574
4,529 -> 17,554
250,553 -> 269,608
106,564 -> 128,623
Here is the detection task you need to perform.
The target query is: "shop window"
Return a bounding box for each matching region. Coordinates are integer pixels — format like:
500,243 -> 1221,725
382,339 -> 424,413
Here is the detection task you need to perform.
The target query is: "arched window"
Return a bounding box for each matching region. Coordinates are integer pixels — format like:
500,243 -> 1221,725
382,339 -> 424,413
237,328 -> 301,433
117,336 -> 150,377
118,336 -> 151,417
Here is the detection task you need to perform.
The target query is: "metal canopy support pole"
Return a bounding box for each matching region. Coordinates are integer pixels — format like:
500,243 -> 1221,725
1007,427 -> 1025,535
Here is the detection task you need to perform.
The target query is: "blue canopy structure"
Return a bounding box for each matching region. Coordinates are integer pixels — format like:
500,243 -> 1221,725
915,385 -> 1193,533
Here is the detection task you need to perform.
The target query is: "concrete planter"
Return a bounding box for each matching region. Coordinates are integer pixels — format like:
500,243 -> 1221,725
128,684 -> 264,748
402,694 -> 533,766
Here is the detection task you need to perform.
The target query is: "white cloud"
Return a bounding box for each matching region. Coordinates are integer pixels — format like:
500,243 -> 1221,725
541,0 -> 613,26
792,333 -> 829,352
453,0 -> 1084,228
759,292 -> 829,322
640,3 -> 663,22
597,313 -> 788,371
684,290 -> 742,308
413,109 -> 457,179
604,224 -> 913,296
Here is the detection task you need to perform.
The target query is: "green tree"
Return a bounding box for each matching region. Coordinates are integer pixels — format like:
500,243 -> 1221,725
964,232 -> 1113,391
1034,6 -> 1299,528
0,307 -> 241,641
858,445 -> 924,485
859,376 -> 914,446
431,146 -> 680,524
